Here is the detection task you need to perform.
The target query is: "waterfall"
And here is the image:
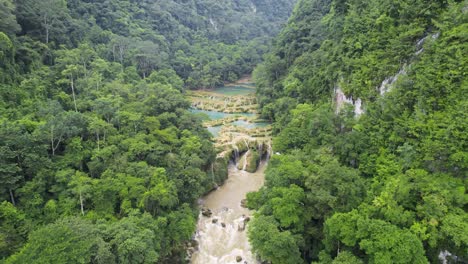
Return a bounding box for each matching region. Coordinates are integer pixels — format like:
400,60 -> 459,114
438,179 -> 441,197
242,138 -> 249,149
242,150 -> 250,171
211,163 -> 216,182
232,144 -> 239,163
209,18 -> 218,31
258,142 -> 263,158
415,36 -> 427,55
439,250 -> 457,264
378,33 -> 439,96
266,141 -> 272,160
415,32 -> 440,55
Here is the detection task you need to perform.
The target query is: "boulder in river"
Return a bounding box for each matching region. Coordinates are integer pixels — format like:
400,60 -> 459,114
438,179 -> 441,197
221,222 -> 226,228
212,218 -> 218,224
238,215 -> 251,231
201,208 -> 212,217
240,199 -> 248,208
236,256 -> 243,262
190,239 -> 199,249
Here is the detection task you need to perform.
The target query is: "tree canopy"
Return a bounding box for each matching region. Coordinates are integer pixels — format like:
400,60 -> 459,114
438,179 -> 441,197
0,0 -> 296,262
248,0 -> 467,263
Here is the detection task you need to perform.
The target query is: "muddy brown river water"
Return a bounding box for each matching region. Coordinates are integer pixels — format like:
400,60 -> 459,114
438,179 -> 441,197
191,162 -> 266,263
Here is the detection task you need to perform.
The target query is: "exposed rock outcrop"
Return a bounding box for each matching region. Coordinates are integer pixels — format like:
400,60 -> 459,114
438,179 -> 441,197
201,208 -> 212,217
240,199 -> 247,208
237,215 -> 251,232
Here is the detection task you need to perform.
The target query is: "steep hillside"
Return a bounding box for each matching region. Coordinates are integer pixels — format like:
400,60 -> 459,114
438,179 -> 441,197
0,0 -> 296,262
248,0 -> 467,263
8,0 -> 296,87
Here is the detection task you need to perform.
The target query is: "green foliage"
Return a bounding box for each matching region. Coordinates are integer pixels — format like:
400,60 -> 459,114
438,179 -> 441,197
248,215 -> 304,264
331,251 -> 363,264
325,211 -> 428,264
0,0 -> 21,36
248,142 -> 367,261
0,202 -> 27,258
7,217 -> 112,264
11,0 -> 296,84
249,0 -> 468,263
0,0 -> 300,261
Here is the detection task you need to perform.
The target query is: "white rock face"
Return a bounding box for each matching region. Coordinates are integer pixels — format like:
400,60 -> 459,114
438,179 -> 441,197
335,32 -> 441,117
334,87 -> 363,116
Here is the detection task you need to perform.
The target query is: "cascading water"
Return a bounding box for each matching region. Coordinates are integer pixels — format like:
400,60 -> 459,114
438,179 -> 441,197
266,141 -> 272,160
233,144 -> 240,162
191,162 -> 266,264
242,138 -> 249,149
415,32 -> 440,56
190,79 -> 271,264
242,150 -> 250,171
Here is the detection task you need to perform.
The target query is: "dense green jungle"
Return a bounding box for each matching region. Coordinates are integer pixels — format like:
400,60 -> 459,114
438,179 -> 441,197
0,0 -> 467,263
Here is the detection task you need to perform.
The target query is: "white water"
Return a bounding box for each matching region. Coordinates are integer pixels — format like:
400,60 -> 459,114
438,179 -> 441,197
209,18 -> 218,31
191,162 -> 267,264
415,32 -> 440,55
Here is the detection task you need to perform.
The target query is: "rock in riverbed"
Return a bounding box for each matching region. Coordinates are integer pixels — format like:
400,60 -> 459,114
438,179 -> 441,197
238,215 -> 251,231
240,199 -> 247,208
201,208 -> 212,217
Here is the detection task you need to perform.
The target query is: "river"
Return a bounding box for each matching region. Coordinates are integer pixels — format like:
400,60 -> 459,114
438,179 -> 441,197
189,79 -> 271,263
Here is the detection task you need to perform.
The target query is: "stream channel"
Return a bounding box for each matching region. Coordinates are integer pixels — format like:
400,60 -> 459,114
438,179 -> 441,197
189,79 -> 271,263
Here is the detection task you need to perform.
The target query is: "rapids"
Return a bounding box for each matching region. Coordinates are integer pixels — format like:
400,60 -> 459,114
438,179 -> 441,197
191,162 -> 266,263
189,78 -> 270,263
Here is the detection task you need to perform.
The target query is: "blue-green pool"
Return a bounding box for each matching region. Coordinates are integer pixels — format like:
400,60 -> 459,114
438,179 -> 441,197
231,120 -> 270,129
207,126 -> 222,137
212,85 -> 255,96
190,109 -> 256,120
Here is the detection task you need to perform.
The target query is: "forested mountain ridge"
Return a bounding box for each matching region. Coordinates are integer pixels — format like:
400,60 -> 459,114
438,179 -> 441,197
0,0 -> 296,262
6,0 -> 297,87
248,0 -> 467,263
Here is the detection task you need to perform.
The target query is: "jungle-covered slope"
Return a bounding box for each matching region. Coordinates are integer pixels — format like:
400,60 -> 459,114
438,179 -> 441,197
248,0 -> 467,263
0,0 -> 296,262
